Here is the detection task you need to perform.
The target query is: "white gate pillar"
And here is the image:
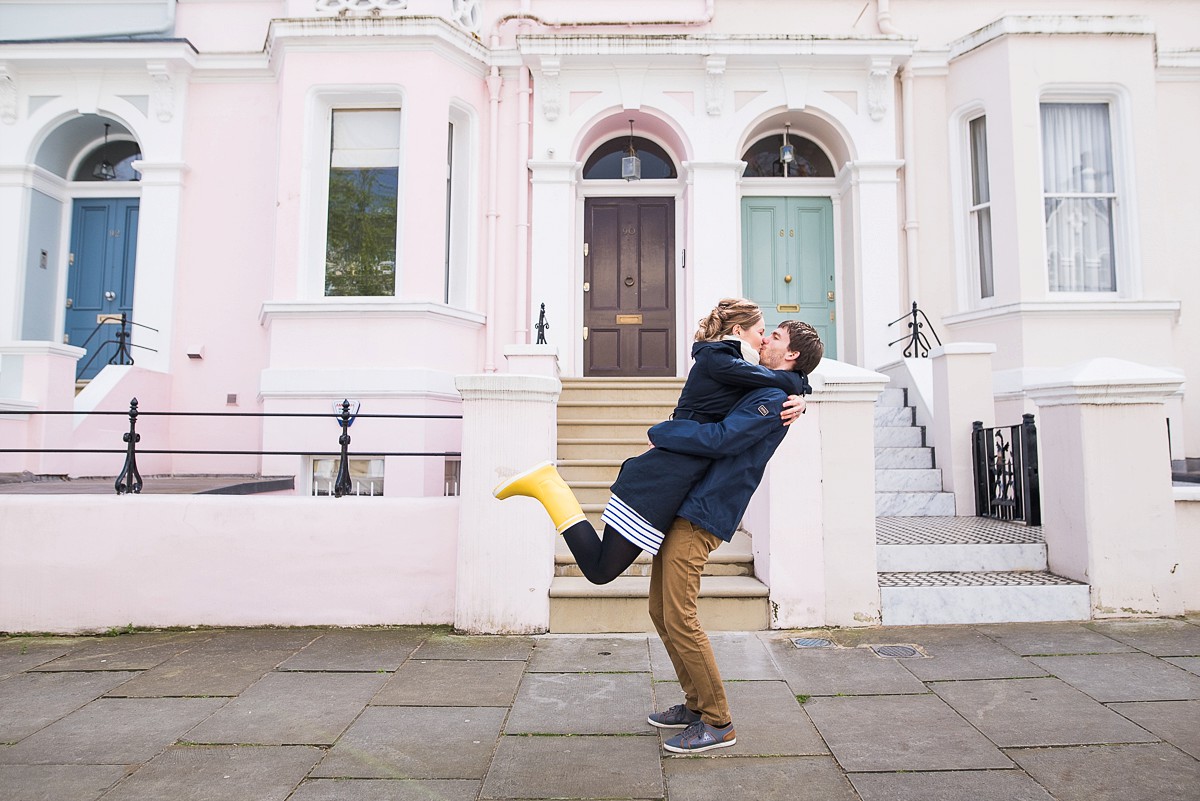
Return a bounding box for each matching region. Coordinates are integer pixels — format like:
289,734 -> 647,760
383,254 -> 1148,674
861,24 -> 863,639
1027,358 -> 1184,618
454,373 -> 559,633
931,342 -> 997,513
755,360 -> 888,627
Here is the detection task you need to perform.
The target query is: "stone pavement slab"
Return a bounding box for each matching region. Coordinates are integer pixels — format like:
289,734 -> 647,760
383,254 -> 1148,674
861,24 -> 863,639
650,633 -> 783,681
0,697 -> 227,765
975,621 -> 1135,655
277,628 -> 427,672
414,634 -> 533,661
805,694 -> 1013,772
185,671 -> 388,746
849,769 -> 1056,801
110,630 -> 321,698
654,679 -> 828,756
899,640 -> 1049,681
374,658 -> 526,707
505,672 -> 651,734
0,670 -> 138,742
664,755 -> 855,801
931,677 -> 1158,747
30,631 -> 213,672
768,642 -> 929,696
528,635 -> 650,673
1166,656 -> 1200,676
1087,619 -> 1200,656
0,639 -> 82,680
1009,742 -> 1200,801
481,735 -> 662,800
289,778 -> 482,801
97,745 -> 321,801
312,706 -> 506,779
802,624 -> 992,648
1109,700 -> 1200,759
0,764 -> 130,801
1029,653 -> 1200,702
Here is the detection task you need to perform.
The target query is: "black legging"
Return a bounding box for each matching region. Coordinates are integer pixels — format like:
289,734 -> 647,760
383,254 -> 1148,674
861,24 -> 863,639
562,521 -> 644,585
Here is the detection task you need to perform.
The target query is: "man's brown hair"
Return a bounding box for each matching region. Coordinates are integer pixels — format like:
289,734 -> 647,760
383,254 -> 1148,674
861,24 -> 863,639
777,320 -> 824,375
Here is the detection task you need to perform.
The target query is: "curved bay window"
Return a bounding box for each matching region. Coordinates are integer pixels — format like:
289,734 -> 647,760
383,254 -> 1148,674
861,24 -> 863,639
741,134 -> 833,178
74,140 -> 142,182
583,137 -> 677,180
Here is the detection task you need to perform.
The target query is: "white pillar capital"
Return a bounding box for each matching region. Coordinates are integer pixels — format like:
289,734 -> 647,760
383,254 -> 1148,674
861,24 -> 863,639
1026,358 -> 1184,407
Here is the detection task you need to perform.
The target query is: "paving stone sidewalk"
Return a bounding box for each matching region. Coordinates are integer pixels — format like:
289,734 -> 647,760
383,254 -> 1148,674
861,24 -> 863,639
1,618 -> 1198,801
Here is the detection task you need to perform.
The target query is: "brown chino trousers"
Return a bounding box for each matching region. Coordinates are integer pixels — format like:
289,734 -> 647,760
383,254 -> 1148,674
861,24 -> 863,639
648,516 -> 731,726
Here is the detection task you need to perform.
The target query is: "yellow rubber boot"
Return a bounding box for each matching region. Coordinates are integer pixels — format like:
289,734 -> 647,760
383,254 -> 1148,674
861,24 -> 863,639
493,461 -> 586,534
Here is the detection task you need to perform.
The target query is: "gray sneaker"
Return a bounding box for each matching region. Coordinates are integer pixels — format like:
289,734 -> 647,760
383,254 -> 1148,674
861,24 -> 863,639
663,720 -> 737,754
648,704 -> 702,729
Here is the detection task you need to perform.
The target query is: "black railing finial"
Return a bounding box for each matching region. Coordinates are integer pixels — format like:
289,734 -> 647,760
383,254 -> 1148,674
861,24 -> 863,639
887,301 -> 943,358
115,397 -> 143,495
333,399 -> 353,497
535,302 -> 550,345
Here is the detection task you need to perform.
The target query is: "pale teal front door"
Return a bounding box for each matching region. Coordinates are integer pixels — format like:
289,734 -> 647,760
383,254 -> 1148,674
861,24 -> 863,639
741,197 -> 836,358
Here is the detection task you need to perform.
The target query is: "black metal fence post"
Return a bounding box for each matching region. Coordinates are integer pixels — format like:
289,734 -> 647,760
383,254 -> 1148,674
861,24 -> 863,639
535,302 -> 549,345
334,399 -> 353,497
1020,413 -> 1041,526
115,398 -> 143,495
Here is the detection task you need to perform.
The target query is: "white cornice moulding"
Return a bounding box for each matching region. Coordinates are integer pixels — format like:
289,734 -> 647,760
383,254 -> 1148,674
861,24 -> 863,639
0,341 -> 86,359
259,300 -> 486,327
258,368 -> 462,400
455,374 -> 562,403
950,15 -> 1154,61
515,34 -> 915,61
944,300 -> 1181,327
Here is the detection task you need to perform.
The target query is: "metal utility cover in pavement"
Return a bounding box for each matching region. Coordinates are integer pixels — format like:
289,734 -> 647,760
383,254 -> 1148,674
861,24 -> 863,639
792,637 -> 835,649
870,644 -> 922,658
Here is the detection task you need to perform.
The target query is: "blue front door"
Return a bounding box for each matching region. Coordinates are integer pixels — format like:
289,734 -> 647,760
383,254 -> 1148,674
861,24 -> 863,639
66,198 -> 139,379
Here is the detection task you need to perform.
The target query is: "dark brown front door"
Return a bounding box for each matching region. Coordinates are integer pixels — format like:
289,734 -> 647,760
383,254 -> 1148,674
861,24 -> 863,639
584,197 -> 675,376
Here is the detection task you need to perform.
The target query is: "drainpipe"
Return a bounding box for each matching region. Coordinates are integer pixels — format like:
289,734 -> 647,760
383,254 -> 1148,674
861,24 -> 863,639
515,63 -> 531,344
877,0 -> 918,306
484,38 -> 503,371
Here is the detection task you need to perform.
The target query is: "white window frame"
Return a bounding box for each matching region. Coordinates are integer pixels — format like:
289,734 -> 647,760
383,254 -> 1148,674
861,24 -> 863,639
949,102 -> 997,310
967,114 -> 994,300
301,86 -> 407,300
1037,86 -> 1139,299
445,100 -> 478,310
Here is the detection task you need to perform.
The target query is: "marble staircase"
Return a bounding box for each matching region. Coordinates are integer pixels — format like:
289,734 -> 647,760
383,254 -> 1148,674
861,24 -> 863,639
874,387 -> 956,516
873,387 -> 1089,624
552,378 -> 769,633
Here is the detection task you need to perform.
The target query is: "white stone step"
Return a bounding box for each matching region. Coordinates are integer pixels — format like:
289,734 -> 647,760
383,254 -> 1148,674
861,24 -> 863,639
557,402 -> 675,421
558,437 -> 650,461
557,460 -> 624,482
874,426 -> 925,447
549,575 -> 769,633
875,447 -> 933,469
876,387 -> 908,408
876,491 -> 957,516
878,572 -> 1090,625
874,406 -> 914,426
876,517 -> 1048,572
557,419 -> 658,439
875,468 -> 943,492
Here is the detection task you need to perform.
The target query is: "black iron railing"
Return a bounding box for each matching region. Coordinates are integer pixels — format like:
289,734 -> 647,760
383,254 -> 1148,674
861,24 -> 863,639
74,314 -> 159,380
887,302 -> 942,358
972,414 -> 1041,525
0,398 -> 461,497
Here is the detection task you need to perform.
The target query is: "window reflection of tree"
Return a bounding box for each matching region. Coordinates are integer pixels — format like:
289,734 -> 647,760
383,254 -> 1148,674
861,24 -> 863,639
325,167 -> 398,297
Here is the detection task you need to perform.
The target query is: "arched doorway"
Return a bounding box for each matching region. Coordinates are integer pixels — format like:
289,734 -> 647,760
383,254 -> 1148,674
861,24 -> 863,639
41,116 -> 143,380
739,120 -> 840,359
580,131 -> 680,377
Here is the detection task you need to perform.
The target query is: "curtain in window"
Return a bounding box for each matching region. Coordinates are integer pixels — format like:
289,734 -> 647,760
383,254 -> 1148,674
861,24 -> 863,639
1041,103 -> 1116,292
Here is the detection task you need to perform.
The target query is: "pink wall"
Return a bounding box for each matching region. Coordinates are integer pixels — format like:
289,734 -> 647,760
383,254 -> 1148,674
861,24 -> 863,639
0,495 -> 460,633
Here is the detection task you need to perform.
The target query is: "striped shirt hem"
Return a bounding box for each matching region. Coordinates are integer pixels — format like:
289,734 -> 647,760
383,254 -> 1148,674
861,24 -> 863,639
601,495 -> 666,556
